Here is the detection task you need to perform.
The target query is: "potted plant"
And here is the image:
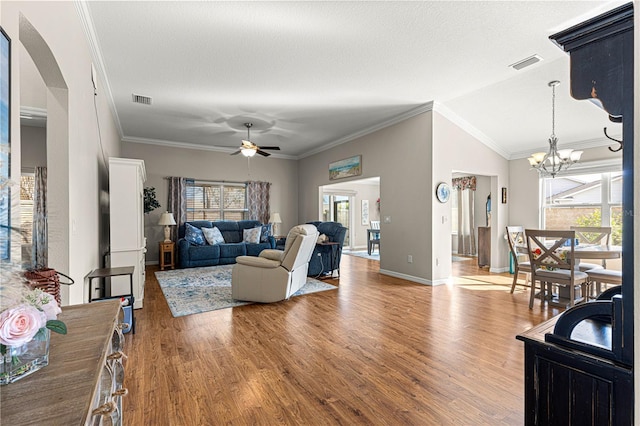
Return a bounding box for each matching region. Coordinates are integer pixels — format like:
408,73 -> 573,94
143,187 -> 161,214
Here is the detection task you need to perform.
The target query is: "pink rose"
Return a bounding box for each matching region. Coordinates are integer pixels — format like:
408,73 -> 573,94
0,304 -> 47,347
40,297 -> 61,321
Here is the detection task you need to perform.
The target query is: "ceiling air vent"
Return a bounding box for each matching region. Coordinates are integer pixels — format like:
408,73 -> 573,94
509,54 -> 543,71
132,93 -> 152,105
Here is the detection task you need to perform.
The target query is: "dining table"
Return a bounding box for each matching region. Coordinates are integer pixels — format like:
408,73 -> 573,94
516,241 -> 622,307
367,228 -> 380,255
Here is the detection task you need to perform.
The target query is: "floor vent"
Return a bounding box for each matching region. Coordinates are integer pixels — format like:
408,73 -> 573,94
509,54 -> 543,71
132,93 -> 152,105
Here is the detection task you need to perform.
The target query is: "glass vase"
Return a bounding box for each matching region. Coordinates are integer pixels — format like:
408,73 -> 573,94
0,328 -> 51,385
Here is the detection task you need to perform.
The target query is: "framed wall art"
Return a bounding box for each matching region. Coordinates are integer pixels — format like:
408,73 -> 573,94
361,199 -> 369,225
329,155 -> 362,180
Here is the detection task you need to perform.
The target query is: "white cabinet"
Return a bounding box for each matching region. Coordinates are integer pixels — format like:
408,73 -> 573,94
109,158 -> 146,309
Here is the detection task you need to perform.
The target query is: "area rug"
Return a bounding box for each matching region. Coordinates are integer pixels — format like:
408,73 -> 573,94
343,250 -> 380,261
155,264 -> 338,317
452,255 -> 472,262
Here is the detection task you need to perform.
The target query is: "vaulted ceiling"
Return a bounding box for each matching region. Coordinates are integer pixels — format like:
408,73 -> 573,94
26,1 -> 629,160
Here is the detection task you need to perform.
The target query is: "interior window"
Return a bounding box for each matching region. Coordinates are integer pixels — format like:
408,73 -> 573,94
542,171 -> 622,245
186,181 -> 247,221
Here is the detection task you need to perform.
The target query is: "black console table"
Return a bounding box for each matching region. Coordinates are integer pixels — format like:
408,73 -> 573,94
517,3 -> 634,424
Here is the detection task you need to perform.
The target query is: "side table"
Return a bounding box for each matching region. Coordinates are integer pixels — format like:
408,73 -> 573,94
87,266 -> 135,333
159,241 -> 175,270
316,241 -> 341,279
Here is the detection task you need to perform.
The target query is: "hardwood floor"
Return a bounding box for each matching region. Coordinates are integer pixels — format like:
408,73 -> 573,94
123,255 -> 563,425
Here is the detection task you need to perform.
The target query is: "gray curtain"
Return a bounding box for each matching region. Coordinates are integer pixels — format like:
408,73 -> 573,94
167,177 -> 186,241
32,166 -> 47,269
247,181 -> 271,224
453,176 -> 476,256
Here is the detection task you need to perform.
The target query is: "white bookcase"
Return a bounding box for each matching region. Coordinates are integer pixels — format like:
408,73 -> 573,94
109,158 -> 147,309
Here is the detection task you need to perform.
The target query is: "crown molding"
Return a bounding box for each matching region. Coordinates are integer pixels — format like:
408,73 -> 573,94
297,102 -> 435,159
122,136 -> 298,160
74,0 -> 124,139
432,102 -> 510,160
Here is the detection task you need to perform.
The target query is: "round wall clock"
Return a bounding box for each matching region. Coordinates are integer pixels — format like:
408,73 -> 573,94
436,182 -> 451,203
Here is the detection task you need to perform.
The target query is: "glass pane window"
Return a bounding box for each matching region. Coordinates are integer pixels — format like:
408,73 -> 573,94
542,171 -> 622,243
186,181 -> 247,221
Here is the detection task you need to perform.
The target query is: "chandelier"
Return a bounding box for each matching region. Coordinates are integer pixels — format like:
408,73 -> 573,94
528,80 -> 582,178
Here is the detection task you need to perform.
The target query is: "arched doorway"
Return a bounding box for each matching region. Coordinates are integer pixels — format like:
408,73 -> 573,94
18,14 -> 70,303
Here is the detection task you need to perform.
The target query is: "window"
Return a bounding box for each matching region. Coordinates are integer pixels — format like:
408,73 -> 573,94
542,171 -> 622,244
186,181 -> 247,221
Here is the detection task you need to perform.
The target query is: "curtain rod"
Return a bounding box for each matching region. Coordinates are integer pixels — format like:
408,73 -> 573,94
163,177 -> 271,185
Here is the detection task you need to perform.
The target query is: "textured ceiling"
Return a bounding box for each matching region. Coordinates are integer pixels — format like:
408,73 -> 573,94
77,1 -> 625,159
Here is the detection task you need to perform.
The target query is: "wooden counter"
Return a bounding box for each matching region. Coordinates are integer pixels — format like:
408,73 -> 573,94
0,300 -> 121,425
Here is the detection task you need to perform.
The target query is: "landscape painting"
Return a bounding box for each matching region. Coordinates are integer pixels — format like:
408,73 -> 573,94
329,155 -> 362,181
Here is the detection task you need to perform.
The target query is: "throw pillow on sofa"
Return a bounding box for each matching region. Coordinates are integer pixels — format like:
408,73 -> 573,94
185,223 -> 206,245
260,223 -> 272,243
202,226 -> 225,245
243,227 -> 261,244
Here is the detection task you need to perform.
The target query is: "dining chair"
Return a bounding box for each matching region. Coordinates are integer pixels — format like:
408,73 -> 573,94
369,221 -> 381,255
569,226 -> 612,271
505,226 -> 531,293
586,268 -> 622,300
524,229 -> 590,309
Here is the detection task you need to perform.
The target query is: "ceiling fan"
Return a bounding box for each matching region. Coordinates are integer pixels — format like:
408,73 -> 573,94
231,123 -> 281,157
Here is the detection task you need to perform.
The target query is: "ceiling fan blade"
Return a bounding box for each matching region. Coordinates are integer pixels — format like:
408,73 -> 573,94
230,150 -> 241,156
258,146 -> 280,151
256,150 -> 271,157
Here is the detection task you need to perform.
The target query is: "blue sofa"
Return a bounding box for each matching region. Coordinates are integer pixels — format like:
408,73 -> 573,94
306,221 -> 348,277
177,220 -> 275,268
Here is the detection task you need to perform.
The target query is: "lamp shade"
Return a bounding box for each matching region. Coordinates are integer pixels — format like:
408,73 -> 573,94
158,212 -> 176,226
271,213 -> 282,224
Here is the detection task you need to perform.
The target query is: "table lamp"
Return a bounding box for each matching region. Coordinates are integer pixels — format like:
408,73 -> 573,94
271,212 -> 282,236
158,211 -> 177,242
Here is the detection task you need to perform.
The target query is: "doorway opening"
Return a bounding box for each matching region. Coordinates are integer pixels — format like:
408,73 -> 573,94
319,177 -> 380,256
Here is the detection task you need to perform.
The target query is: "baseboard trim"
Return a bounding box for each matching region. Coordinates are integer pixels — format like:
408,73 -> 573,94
379,269 -> 448,286
490,266 -> 509,273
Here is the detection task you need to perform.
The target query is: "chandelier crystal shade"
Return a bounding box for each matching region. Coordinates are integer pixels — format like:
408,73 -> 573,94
528,81 -> 582,178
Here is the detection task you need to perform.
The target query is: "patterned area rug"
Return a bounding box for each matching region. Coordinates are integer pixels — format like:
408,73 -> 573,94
155,264 -> 338,317
344,250 -> 380,261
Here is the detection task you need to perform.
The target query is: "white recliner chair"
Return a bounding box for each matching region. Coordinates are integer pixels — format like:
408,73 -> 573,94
231,224 -> 319,303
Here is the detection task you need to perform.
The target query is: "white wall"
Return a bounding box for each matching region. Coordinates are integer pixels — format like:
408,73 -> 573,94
474,175 -> 491,232
2,1 -> 122,305
432,111 -> 510,278
121,142 -> 299,263
299,112 -> 433,283
20,125 -> 46,170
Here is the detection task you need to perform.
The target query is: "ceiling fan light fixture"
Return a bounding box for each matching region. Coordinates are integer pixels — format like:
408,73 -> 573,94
241,147 -> 256,157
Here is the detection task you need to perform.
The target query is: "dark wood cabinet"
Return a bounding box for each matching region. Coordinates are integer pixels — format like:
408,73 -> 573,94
477,226 -> 490,267
518,316 -> 633,425
517,3 -> 634,424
